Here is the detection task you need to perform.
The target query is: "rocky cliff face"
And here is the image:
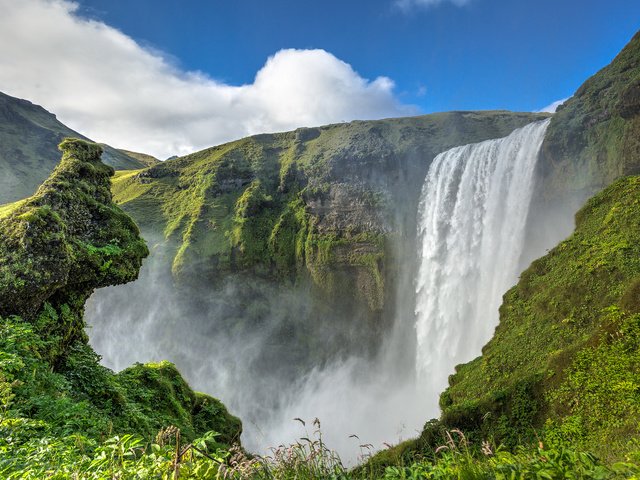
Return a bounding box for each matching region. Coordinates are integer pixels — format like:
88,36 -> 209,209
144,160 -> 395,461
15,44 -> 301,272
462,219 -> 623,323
524,30 -> 640,255
109,110 -> 546,337
540,30 -> 640,199
0,139 -> 241,445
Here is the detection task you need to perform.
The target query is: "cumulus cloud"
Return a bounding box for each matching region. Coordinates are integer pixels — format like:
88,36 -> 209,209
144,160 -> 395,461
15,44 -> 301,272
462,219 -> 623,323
538,97 -> 570,113
395,0 -> 472,12
0,0 -> 417,158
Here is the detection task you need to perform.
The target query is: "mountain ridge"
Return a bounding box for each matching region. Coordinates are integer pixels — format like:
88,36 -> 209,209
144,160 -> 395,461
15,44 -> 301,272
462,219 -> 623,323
0,91 -> 157,204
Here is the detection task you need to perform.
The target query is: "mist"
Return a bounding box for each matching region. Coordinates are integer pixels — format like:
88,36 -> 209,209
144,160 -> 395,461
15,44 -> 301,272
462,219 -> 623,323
85,121 -> 578,465
86,229 -> 431,464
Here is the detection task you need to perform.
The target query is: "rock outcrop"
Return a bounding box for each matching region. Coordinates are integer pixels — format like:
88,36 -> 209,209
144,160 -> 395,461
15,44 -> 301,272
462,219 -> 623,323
0,139 -> 241,445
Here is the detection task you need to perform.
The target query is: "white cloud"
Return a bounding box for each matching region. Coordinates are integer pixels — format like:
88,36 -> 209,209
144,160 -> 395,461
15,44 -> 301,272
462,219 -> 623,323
395,0 -> 472,12
538,98 -> 570,113
0,0 -> 417,158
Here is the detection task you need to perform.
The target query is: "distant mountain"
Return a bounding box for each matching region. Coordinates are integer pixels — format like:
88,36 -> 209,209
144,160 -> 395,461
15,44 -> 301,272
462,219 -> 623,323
113,148 -> 160,167
0,91 -> 154,203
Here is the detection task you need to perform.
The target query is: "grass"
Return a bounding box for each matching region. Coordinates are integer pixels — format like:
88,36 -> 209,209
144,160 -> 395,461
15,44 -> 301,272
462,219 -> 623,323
0,199 -> 26,219
433,175 -> 640,460
2,418 -> 640,479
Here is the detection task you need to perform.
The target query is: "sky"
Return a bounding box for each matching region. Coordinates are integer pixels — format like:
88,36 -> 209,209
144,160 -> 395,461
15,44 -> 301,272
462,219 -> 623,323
0,0 -> 638,158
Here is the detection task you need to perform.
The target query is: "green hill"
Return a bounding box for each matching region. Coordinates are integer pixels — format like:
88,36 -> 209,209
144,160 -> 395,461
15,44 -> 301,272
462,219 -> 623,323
0,91 -> 156,204
113,147 -> 160,167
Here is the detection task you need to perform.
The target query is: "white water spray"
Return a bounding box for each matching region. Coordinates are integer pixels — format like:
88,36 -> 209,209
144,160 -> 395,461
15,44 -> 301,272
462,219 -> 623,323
86,119 -> 554,464
414,119 -> 550,394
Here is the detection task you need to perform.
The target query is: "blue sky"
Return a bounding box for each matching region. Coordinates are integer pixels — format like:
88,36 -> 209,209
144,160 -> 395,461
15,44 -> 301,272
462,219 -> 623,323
79,0 -> 639,113
0,0 -> 637,157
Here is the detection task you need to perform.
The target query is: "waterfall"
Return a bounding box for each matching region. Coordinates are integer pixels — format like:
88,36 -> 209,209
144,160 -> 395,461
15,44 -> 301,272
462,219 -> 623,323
414,119 -> 550,393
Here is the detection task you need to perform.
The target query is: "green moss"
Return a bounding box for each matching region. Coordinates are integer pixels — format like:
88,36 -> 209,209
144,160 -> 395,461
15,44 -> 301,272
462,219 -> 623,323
0,139 -> 242,453
115,361 -> 241,444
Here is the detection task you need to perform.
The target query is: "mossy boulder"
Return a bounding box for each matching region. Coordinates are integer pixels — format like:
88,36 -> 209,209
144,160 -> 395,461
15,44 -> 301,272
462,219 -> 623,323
117,361 -> 242,446
0,139 -> 146,320
0,139 -> 241,445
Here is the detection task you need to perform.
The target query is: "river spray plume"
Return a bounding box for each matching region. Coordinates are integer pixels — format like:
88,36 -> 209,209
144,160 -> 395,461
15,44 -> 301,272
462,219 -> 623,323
86,119 -> 555,464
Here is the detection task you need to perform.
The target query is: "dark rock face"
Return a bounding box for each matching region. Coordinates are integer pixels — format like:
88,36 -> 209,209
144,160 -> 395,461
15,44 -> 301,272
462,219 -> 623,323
537,30 -> 640,206
523,29 -> 640,270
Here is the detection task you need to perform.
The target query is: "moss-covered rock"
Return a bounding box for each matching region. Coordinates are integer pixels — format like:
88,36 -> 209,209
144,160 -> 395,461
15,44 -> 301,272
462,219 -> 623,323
538,30 -> 640,206
0,139 -> 241,445
0,139 -> 148,361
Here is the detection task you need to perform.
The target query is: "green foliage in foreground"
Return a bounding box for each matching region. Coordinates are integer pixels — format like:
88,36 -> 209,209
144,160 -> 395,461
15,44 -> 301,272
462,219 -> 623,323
0,139 -> 242,477
2,419 -> 640,479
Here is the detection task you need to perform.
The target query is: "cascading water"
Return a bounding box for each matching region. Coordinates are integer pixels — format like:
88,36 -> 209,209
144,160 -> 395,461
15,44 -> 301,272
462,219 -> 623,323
414,119 -> 550,395
86,118 -> 553,464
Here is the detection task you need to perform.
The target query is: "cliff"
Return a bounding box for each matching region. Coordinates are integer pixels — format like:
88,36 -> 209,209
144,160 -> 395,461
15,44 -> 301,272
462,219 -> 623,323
525,30 -> 640,252
108,111 -> 548,374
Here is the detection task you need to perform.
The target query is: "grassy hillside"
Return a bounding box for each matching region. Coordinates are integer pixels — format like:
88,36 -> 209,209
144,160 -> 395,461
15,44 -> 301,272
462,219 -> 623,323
114,147 -> 160,167
441,175 -> 640,458
0,91 -> 155,204
0,139 -> 241,477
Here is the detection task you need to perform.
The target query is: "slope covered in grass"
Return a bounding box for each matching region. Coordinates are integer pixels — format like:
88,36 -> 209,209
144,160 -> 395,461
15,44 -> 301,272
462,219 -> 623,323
438,175 -> 640,459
